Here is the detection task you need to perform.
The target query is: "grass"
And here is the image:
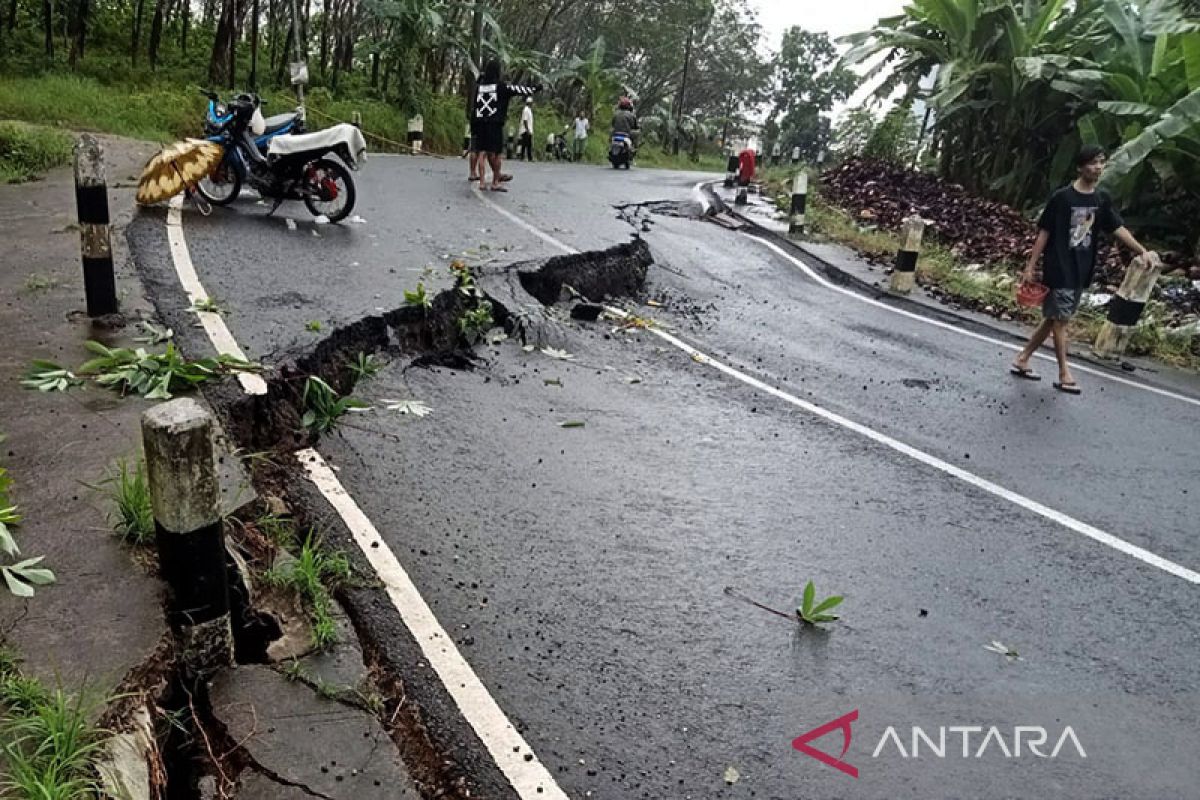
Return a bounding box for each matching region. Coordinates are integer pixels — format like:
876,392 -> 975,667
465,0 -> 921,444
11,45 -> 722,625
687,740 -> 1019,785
264,532 -> 351,651
95,458 -> 155,545
301,376 -> 369,434
0,121 -> 72,183
0,651 -> 105,799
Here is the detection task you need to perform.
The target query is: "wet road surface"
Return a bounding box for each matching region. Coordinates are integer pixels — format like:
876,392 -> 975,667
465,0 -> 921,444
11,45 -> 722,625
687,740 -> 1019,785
129,155 -> 1200,799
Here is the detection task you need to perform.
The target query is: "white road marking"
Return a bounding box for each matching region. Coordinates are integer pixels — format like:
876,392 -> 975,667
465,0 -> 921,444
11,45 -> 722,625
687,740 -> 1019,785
297,449 -> 570,799
166,196 -> 268,395
167,196 -> 568,797
477,191 -> 1200,585
737,201 -> 1200,410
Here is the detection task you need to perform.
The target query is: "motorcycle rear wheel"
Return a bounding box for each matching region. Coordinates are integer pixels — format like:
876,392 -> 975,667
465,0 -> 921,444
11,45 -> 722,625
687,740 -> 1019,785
302,158 -> 356,223
197,163 -> 242,205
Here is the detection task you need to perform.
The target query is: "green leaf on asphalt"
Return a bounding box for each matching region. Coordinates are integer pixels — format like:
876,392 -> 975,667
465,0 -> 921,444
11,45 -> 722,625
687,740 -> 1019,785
801,580 -> 815,615
0,521 -> 20,558
810,595 -> 844,616
559,420 -> 586,428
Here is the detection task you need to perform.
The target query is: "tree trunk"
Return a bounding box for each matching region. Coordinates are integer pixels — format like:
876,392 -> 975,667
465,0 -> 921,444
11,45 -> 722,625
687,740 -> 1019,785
131,0 -> 144,63
147,0 -> 165,68
275,16 -> 292,85
180,0 -> 189,54
43,0 -> 54,57
318,0 -> 329,79
370,50 -> 378,88
266,0 -> 276,74
68,0 -> 89,65
249,0 -> 259,87
208,0 -> 232,85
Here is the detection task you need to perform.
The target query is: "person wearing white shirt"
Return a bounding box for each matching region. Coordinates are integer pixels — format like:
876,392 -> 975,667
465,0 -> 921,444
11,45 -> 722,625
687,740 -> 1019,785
519,99 -> 534,161
572,114 -> 589,161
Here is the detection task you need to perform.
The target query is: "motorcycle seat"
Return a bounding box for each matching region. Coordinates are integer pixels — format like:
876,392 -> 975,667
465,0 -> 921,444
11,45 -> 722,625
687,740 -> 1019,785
262,112 -> 301,135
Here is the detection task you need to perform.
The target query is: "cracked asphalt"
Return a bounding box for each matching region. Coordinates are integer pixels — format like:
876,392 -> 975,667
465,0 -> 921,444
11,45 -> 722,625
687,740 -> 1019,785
128,155 -> 1200,799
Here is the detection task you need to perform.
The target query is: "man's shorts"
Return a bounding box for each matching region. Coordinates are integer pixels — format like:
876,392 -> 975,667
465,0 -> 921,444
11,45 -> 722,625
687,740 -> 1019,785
471,122 -> 504,155
1043,287 -> 1083,320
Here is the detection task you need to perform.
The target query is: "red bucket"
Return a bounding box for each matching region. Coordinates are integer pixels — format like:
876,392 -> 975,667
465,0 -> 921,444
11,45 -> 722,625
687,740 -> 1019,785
1016,281 -> 1049,308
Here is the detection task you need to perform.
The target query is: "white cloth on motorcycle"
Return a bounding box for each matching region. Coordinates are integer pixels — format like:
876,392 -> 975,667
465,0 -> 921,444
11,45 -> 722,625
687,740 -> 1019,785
263,112 -> 301,133
267,123 -> 366,169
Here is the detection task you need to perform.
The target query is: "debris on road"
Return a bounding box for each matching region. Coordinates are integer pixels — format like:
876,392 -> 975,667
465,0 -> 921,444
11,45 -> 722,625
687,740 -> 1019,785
380,399 -> 433,417
723,766 -> 740,785
559,420 -> 586,428
982,640 -> 1023,661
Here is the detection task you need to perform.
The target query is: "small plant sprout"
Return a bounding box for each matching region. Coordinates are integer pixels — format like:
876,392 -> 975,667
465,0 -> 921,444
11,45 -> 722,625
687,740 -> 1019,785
266,532 -> 352,651
78,340 -> 259,400
796,581 -> 843,626
301,376 -> 369,434
404,282 -> 431,311
457,301 -> 495,343
21,360 -> 83,392
95,458 -> 155,545
305,320 -> 323,332
348,352 -> 383,380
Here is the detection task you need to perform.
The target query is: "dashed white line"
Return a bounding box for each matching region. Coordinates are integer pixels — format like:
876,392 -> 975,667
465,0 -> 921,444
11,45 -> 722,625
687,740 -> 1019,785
166,197 -> 570,798
166,196 -> 268,395
476,189 -> 1200,585
297,449 -> 570,799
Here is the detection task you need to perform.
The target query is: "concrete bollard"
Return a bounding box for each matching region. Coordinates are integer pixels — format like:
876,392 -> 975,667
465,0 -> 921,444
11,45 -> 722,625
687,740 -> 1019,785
1092,252 -> 1163,359
735,187 -> 748,205
890,215 -> 927,295
407,114 -> 424,154
724,154 -> 738,188
351,110 -> 362,129
142,398 -> 232,676
74,135 -> 118,317
788,171 -> 808,237
790,146 -> 801,166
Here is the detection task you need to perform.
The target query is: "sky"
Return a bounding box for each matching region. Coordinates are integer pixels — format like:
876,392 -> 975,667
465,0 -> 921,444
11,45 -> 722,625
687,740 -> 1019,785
750,0 -> 909,117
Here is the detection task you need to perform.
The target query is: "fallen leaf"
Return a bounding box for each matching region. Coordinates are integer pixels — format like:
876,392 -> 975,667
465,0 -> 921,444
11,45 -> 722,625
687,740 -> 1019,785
541,347 -> 575,361
381,399 -> 433,417
723,766 -> 740,785
559,420 -> 585,428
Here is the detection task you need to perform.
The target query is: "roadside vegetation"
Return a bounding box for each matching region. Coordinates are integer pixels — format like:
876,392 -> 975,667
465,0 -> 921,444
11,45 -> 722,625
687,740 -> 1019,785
0,437 -> 56,598
0,120 -> 72,183
264,532 -> 352,651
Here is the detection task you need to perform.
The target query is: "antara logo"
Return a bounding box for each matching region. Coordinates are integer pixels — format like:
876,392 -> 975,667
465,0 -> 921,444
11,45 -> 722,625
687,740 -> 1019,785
793,710 -> 1087,778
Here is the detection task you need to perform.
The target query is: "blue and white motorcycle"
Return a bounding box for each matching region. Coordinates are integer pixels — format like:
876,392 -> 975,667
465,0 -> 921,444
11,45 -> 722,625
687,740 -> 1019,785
197,90 -> 365,223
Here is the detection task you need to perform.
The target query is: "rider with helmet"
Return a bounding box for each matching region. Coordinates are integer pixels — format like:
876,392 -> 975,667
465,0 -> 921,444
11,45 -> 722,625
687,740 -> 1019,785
612,96 -> 640,150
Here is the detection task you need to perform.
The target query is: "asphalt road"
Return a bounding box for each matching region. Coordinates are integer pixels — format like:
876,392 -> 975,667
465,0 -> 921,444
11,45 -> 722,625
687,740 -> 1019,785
129,155 -> 1200,799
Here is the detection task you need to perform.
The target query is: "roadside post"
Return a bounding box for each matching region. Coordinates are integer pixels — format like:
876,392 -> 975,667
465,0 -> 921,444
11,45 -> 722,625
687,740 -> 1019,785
788,171 -> 808,237
73,134 -> 118,318
352,110 -> 362,129
407,115 -> 424,154
724,154 -> 738,188
142,398 -> 233,676
890,215 -> 927,295
1092,252 -> 1164,359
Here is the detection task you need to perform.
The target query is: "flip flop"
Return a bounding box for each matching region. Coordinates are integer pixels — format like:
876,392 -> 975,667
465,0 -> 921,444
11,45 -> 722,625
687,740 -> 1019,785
1009,365 -> 1041,381
468,176 -> 479,181
1053,381 -> 1081,395
490,185 -> 508,192
500,174 -> 514,182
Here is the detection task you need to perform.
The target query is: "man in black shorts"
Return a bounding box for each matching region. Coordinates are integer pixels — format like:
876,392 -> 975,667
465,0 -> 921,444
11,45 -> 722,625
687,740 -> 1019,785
1010,145 -> 1150,394
472,58 -> 538,192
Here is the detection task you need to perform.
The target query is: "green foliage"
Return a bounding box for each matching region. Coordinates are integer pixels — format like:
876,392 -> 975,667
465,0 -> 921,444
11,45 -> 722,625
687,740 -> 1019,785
21,361 -> 83,393
404,282 -> 431,311
301,376 -> 369,434
78,341 -> 259,400
348,352 -> 384,381
0,458 -> 56,597
189,296 -> 223,314
305,320 -> 323,332
96,458 -> 155,546
458,302 -> 495,343
772,28 -> 856,160
256,513 -> 297,548
0,660 -> 104,799
796,580 -> 843,625
862,103 -> 922,166
0,121 -> 72,183
265,532 -> 351,651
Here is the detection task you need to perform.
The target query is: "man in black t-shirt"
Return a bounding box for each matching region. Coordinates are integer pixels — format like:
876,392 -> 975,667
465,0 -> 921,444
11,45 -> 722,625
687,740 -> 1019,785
1010,145 -> 1150,394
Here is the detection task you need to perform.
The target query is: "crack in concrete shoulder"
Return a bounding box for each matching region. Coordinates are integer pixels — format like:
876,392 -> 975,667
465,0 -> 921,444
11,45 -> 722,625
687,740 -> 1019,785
246,761 -> 338,800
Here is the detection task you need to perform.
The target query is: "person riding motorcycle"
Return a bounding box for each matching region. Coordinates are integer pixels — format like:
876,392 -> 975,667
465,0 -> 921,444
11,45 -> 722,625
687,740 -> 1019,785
611,97 -> 639,154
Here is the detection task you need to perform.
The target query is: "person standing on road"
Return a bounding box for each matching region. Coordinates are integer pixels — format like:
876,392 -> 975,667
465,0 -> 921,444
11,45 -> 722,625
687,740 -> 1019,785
472,58 -> 538,192
1010,145 -> 1150,394
573,113 -> 589,161
519,98 -> 535,161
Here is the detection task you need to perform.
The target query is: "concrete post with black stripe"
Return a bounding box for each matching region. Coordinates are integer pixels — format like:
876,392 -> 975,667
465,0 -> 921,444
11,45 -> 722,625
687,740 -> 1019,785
890,214 -> 927,294
788,171 -> 808,237
724,154 -> 738,188
407,114 -> 424,154
1092,252 -> 1163,359
142,398 -> 232,676
73,134 -> 118,317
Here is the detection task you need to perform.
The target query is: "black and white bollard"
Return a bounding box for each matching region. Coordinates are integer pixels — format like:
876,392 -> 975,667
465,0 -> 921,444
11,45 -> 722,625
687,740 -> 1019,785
407,114 -> 424,154
790,146 -> 801,166
788,171 -> 808,237
142,398 -> 232,676
74,135 -> 118,317
724,154 -> 738,188
1092,252 -> 1163,359
735,187 -> 748,205
890,215 -> 926,294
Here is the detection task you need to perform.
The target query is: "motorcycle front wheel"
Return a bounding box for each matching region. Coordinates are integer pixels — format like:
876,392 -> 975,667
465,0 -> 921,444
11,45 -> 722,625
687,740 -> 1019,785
303,158 -> 356,223
197,163 -> 242,205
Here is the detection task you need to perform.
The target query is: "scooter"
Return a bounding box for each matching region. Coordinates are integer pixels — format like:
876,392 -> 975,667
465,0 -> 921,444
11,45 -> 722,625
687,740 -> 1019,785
608,133 -> 633,169
197,91 -> 365,223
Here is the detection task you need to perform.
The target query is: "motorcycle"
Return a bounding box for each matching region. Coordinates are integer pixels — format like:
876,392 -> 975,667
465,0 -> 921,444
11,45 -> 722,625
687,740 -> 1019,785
550,130 -> 572,162
196,91 -> 365,223
608,133 -> 633,169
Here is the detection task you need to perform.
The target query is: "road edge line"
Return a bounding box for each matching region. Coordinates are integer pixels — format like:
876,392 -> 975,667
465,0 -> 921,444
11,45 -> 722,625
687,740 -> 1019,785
296,449 -> 570,798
